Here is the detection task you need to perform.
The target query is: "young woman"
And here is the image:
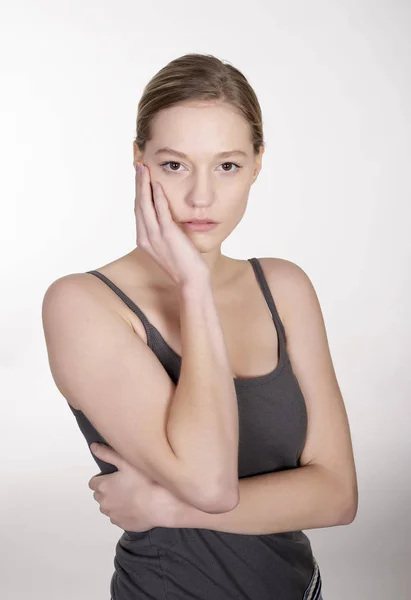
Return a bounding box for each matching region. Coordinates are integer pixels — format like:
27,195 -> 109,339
42,53 -> 357,599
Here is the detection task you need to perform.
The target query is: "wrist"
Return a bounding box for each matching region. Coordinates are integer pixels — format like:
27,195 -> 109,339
153,485 -> 193,529
165,495 -> 199,529
179,273 -> 211,297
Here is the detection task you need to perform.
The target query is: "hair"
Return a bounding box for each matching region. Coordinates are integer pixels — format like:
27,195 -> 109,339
135,53 -> 264,156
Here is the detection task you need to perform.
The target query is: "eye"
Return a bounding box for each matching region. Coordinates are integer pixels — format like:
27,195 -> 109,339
218,162 -> 242,173
160,161 -> 184,173
159,161 -> 243,174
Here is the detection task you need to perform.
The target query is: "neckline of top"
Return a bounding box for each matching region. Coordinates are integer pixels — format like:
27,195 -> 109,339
86,257 -> 288,387
148,258 -> 287,387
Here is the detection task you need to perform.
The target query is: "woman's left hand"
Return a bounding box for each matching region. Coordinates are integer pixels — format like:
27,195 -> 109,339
88,443 -> 183,532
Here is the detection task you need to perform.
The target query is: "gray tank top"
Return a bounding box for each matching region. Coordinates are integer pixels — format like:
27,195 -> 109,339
67,257 -> 323,600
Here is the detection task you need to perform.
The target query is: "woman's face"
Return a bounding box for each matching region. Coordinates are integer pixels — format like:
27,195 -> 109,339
133,100 -> 264,246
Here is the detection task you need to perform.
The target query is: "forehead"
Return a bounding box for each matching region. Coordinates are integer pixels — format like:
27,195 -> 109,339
148,102 -> 253,154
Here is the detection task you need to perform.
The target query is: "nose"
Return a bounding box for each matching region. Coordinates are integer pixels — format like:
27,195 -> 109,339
184,171 -> 216,209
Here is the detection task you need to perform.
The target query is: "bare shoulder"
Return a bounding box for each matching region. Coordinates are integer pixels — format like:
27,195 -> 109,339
42,258 -> 139,329
43,272 -> 95,308
256,256 -> 316,330
43,272 -> 116,315
257,256 -> 311,285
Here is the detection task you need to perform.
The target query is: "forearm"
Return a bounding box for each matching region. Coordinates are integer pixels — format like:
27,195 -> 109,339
166,277 -> 239,507
172,464 -> 353,534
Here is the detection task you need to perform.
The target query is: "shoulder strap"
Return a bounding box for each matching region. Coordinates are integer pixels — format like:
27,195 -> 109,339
86,270 -> 155,346
247,258 -> 287,343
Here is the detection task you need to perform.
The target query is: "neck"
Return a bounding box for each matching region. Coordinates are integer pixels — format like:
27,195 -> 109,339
129,247 -> 245,293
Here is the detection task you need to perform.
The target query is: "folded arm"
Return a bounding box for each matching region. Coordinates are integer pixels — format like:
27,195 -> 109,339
170,259 -> 358,533
171,463 -> 356,533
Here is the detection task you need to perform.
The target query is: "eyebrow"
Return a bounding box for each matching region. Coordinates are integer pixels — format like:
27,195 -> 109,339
154,146 -> 248,159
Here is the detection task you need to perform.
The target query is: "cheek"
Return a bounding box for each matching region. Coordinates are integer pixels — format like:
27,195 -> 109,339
232,201 -> 248,225
225,187 -> 250,210
155,175 -> 180,200
157,178 -> 250,210
219,196 -> 249,230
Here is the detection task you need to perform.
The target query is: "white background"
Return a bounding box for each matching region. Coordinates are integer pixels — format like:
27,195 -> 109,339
1,1 -> 410,598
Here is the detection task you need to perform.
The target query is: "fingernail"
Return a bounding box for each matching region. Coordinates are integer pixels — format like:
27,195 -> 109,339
90,443 -> 99,451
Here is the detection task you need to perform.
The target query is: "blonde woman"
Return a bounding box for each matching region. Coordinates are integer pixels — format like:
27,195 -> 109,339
43,53 -> 357,599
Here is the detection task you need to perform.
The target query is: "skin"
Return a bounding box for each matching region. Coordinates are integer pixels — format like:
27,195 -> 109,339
88,100 -> 267,530
87,101 -> 358,533
131,100 -> 264,290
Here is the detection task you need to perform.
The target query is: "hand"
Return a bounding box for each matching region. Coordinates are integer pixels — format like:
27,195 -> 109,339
134,161 -> 210,288
88,443 -> 183,532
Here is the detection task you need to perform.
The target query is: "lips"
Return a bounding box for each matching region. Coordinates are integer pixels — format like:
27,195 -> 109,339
184,220 -> 217,224
182,221 -> 219,231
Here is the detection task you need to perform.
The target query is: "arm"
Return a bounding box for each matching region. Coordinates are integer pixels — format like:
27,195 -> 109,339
42,274 -> 239,515
167,278 -> 240,509
171,464 -> 356,534
169,259 -> 358,532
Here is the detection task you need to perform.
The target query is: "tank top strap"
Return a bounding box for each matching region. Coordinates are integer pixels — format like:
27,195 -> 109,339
86,270 -> 155,347
87,261 -> 287,350
247,258 -> 287,344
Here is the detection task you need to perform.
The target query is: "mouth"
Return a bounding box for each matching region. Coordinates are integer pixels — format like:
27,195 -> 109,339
182,220 -> 218,224
182,221 -> 219,231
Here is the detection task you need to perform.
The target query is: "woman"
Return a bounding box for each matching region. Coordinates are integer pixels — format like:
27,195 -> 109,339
42,53 -> 357,599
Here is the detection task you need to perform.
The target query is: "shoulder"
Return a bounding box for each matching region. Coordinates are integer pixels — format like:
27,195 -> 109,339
42,274 -> 103,334
42,270 -> 132,329
257,256 -> 312,285
43,252 -> 141,305
43,272 -> 106,306
256,257 -> 319,330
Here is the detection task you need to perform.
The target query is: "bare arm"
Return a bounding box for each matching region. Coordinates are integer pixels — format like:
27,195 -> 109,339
170,465 -> 356,534
167,278 -> 240,509
170,258 -> 358,531
42,273 -> 239,514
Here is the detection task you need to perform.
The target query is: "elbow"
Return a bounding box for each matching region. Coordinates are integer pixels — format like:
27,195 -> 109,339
212,485 -> 240,513
337,487 -> 358,525
340,499 -> 358,525
195,482 -> 240,514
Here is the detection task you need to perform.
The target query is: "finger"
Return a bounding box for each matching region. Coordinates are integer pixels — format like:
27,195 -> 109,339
135,163 -> 149,245
152,182 -> 174,230
88,473 -> 104,490
139,165 -> 161,236
93,490 -> 102,503
90,442 -> 121,469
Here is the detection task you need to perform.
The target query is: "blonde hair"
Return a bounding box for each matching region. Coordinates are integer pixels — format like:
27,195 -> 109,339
135,53 -> 264,155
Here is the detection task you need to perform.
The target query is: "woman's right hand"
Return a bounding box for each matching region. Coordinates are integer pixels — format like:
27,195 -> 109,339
134,162 -> 210,289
